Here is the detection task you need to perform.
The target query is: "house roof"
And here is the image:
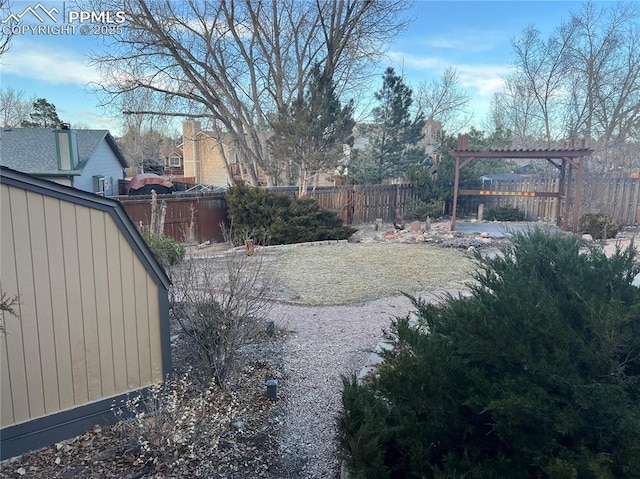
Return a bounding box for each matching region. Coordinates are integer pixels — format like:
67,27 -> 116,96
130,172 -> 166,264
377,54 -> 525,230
0,127 -> 128,175
480,173 -> 529,181
0,165 -> 170,289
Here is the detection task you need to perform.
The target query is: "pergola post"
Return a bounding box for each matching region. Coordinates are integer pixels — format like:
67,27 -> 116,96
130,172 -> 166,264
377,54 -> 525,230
572,157 -> 584,233
556,159 -> 567,230
451,156 -> 461,231
563,160 -> 574,231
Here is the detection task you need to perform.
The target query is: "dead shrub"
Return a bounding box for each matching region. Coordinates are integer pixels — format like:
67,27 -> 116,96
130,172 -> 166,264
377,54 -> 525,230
113,370 -> 236,473
169,231 -> 274,386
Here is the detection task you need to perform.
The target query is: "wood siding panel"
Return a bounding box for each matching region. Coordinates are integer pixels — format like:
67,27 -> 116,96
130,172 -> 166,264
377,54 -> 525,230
75,206 -> 102,402
1,333 -> 14,425
104,219 -> 128,394
1,185 -> 28,425
90,210 -> 116,398
27,190 -> 60,416
27,188 -> 60,414
147,287 -> 163,382
119,245 -> 140,389
10,188 -> 46,420
59,201 -> 89,406
43,198 -> 74,411
134,261 -> 152,386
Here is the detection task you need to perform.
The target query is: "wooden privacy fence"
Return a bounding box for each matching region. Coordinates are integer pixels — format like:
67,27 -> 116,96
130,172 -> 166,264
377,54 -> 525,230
269,184 -> 421,224
463,177 -> 561,222
116,192 -> 229,243
116,176 -> 640,244
463,176 -> 640,226
581,176 -> 640,226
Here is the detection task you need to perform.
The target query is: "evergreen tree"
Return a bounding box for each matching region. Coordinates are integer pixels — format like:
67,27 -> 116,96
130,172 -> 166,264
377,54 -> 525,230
350,67 -> 426,184
225,182 -> 356,245
408,128 -> 515,217
268,64 -> 355,195
20,98 -> 63,128
339,230 -> 640,478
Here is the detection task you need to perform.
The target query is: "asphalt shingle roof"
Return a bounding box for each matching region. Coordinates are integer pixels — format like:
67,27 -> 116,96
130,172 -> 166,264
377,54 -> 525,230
0,127 -> 127,175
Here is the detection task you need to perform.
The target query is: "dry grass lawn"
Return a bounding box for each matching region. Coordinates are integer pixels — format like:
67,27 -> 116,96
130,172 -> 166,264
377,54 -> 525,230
269,242 -> 475,305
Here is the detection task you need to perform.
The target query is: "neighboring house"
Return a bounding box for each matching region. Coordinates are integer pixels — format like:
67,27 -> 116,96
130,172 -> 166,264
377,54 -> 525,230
161,143 -> 185,178
0,166 -> 171,460
182,120 -> 250,187
0,126 -> 128,196
481,172 -> 530,184
182,120 -> 338,188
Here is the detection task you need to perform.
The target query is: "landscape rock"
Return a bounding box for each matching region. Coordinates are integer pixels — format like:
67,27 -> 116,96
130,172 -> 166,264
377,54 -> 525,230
409,221 -> 422,233
582,234 -> 594,242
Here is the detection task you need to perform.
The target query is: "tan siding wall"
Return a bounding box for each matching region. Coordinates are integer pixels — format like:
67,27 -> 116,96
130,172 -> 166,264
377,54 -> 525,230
43,199 -> 74,411
0,184 -> 165,429
200,140 -> 230,187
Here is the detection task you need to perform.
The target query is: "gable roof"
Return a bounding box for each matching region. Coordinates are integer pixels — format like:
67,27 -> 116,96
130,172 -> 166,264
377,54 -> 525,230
0,127 -> 128,175
0,165 -> 169,289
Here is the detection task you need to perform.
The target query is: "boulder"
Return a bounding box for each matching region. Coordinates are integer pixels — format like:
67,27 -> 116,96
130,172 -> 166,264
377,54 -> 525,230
409,220 -> 422,233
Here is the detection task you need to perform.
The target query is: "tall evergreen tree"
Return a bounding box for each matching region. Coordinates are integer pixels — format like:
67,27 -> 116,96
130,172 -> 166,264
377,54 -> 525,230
351,67 -> 426,184
20,98 -> 63,128
268,64 -> 355,195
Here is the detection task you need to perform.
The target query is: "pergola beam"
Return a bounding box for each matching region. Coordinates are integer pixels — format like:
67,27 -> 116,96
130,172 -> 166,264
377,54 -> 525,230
450,150 -> 593,160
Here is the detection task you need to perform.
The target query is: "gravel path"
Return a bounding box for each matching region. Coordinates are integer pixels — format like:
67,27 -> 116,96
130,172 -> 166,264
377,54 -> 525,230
271,291 -> 455,478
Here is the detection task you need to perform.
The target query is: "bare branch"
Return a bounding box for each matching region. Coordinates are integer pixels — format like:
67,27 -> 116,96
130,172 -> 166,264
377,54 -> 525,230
88,0 -> 411,186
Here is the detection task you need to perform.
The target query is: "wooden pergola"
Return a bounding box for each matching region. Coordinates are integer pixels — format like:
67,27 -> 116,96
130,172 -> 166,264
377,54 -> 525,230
450,135 -> 594,233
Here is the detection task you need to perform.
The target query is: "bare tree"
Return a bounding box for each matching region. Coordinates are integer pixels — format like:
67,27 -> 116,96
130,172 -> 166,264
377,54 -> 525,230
562,1 -> 640,144
495,1 -> 639,170
117,126 -> 172,174
0,87 -> 35,128
489,75 -> 545,148
0,0 -> 13,56
511,24 -> 576,145
89,0 -> 410,186
415,66 -> 472,134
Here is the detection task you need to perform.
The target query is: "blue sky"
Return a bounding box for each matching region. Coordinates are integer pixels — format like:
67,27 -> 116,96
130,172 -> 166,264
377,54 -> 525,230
0,1 -> 591,136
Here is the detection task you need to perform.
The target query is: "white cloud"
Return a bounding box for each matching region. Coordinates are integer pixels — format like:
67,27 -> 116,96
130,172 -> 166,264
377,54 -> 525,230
387,49 -> 512,98
456,64 -> 513,97
425,29 -> 504,53
0,39 -> 101,85
386,50 -> 447,71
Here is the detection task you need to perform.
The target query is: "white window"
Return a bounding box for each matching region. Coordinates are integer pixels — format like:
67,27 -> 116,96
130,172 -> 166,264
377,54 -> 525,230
93,175 -> 107,195
168,155 -> 182,167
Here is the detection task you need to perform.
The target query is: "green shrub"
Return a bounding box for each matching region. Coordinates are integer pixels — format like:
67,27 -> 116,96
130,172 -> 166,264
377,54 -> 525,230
225,182 -> 356,245
144,232 -> 185,268
580,212 -> 620,239
484,205 -> 525,221
406,198 -> 445,220
339,229 -> 640,478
